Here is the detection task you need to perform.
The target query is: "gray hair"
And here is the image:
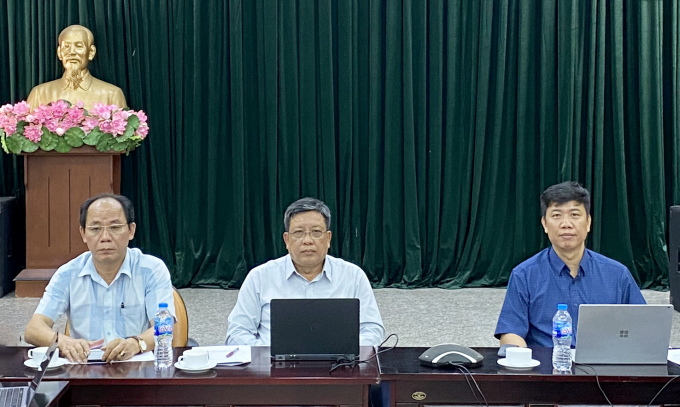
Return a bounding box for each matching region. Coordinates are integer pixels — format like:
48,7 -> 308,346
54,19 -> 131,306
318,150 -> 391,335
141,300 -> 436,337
284,197 -> 331,232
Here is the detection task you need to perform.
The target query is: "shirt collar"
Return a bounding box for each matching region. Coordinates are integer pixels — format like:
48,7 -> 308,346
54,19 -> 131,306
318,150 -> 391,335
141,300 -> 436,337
284,254 -> 332,282
78,248 -> 132,283
60,70 -> 93,91
548,246 -> 589,277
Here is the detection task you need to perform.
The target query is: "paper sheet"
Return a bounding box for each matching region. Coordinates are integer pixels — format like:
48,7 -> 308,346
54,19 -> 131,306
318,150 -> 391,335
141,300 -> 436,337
667,349 -> 680,365
67,350 -> 155,364
190,345 -> 252,365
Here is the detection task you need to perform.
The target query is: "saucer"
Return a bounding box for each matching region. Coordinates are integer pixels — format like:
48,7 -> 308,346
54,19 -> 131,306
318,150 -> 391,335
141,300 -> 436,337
174,361 -> 216,372
497,358 -> 540,370
24,357 -> 68,370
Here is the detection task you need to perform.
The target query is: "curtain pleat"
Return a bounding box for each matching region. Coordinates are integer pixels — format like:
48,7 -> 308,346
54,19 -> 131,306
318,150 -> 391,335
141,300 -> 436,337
0,0 -> 677,289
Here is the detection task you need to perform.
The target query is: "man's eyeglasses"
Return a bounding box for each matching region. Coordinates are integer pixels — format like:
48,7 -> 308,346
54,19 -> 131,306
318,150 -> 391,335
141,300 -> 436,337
288,230 -> 327,240
84,224 -> 129,236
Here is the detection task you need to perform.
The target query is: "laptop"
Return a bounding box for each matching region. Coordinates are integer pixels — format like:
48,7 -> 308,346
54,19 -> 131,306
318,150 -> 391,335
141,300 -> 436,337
0,334 -> 58,407
270,298 -> 360,361
574,304 -> 673,365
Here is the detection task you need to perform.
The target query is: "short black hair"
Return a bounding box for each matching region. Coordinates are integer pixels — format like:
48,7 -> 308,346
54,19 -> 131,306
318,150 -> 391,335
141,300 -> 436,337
79,193 -> 134,228
540,181 -> 591,217
283,197 -> 331,232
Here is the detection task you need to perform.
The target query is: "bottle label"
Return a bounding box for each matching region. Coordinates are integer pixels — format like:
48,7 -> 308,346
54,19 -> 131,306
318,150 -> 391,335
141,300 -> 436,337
155,318 -> 173,336
553,321 -> 572,338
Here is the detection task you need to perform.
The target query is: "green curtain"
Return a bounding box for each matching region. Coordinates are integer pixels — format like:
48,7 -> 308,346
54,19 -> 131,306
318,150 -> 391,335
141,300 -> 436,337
0,0 -> 678,289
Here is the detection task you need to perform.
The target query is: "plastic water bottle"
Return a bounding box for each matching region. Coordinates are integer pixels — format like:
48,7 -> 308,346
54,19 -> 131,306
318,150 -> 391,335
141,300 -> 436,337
552,303 -> 573,372
154,302 -> 173,368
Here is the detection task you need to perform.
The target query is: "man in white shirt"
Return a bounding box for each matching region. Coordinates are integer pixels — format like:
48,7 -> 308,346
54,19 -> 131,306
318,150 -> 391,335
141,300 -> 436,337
226,197 -> 385,346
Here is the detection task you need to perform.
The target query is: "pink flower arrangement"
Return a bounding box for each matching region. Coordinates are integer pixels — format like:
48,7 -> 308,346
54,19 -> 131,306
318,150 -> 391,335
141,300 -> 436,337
0,100 -> 149,154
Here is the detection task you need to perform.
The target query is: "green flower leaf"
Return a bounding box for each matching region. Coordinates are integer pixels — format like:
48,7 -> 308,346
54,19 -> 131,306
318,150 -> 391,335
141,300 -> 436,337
5,134 -> 23,154
127,114 -> 140,129
117,126 -> 134,142
64,127 -> 85,147
54,137 -> 72,153
111,141 -> 127,152
0,129 -> 8,154
96,134 -> 114,152
105,136 -> 119,150
83,128 -> 102,146
39,128 -> 58,151
21,137 -> 39,153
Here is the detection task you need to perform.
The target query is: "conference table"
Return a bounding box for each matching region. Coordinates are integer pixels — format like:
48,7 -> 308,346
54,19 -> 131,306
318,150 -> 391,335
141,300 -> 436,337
378,347 -> 680,406
4,345 -> 680,406
32,382 -> 70,407
0,346 -> 379,407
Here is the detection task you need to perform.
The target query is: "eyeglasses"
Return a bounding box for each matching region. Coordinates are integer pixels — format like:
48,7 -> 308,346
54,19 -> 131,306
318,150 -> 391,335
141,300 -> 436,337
84,224 -> 128,236
288,230 -> 327,240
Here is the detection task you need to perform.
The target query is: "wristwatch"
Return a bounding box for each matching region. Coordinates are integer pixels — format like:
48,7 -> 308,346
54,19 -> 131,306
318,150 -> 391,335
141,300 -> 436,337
130,336 -> 147,354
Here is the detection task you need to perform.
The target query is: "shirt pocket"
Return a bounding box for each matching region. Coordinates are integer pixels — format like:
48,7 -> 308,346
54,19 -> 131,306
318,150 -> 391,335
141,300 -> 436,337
119,304 -> 147,337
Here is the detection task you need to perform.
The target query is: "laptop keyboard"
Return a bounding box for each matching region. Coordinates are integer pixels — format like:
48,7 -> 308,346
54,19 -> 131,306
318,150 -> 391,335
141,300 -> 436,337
0,387 -> 24,407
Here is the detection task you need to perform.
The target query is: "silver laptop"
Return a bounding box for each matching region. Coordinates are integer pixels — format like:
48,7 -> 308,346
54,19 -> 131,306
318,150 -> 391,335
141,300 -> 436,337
574,304 -> 673,364
0,334 -> 58,407
270,298 -> 360,361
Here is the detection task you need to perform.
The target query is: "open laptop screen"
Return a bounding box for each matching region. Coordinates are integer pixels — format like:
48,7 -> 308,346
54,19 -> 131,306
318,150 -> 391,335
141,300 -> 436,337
270,298 -> 360,361
574,304 -> 673,365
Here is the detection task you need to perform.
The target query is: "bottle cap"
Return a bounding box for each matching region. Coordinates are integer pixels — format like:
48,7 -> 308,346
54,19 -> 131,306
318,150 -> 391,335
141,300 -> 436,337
158,303 -> 168,308
557,303 -> 568,310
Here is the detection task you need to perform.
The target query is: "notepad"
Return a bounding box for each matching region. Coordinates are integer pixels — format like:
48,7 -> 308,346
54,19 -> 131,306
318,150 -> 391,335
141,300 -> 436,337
191,345 -> 251,365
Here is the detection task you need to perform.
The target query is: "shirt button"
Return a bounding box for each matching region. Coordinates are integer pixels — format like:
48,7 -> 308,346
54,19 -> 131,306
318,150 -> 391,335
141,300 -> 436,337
107,332 -> 111,335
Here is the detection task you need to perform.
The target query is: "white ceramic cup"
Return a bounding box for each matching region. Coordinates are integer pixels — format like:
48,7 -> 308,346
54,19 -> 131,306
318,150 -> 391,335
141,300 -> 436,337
28,347 -> 60,366
505,347 -> 532,366
178,349 -> 209,368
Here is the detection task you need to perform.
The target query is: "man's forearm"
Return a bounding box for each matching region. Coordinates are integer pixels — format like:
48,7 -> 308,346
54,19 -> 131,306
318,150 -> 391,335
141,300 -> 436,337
24,315 -> 58,346
499,333 -> 527,347
137,327 -> 155,352
360,324 -> 386,346
226,328 -> 264,346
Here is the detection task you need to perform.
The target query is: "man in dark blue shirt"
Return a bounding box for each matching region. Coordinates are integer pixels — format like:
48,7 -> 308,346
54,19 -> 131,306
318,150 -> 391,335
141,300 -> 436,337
494,182 -> 646,347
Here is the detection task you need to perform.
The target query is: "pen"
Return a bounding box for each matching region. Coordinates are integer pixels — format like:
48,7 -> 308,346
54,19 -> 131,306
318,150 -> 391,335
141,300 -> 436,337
225,347 -> 239,358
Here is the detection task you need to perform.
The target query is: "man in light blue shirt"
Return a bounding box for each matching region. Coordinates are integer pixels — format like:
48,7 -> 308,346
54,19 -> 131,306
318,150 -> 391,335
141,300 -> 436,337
226,197 -> 385,346
25,194 -> 175,363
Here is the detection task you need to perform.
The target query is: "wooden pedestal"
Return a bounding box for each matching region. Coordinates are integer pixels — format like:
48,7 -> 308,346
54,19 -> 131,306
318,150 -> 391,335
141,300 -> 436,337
14,146 -> 120,297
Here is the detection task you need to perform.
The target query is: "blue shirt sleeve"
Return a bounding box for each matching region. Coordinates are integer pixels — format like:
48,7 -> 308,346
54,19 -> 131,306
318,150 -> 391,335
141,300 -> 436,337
494,267 -> 530,340
34,267 -> 71,323
620,268 -> 646,305
354,271 -> 385,346
226,270 -> 267,346
143,259 -> 176,322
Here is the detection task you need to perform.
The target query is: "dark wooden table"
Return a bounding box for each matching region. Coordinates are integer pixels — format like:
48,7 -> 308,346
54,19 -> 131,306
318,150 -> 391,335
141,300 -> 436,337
378,347 -> 680,406
33,382 -> 70,407
0,346 -> 379,407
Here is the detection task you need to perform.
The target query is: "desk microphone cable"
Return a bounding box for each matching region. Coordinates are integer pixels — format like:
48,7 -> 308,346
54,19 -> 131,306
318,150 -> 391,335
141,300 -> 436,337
329,333 -> 399,373
576,363 -> 680,406
646,374 -> 679,406
447,362 -> 489,407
